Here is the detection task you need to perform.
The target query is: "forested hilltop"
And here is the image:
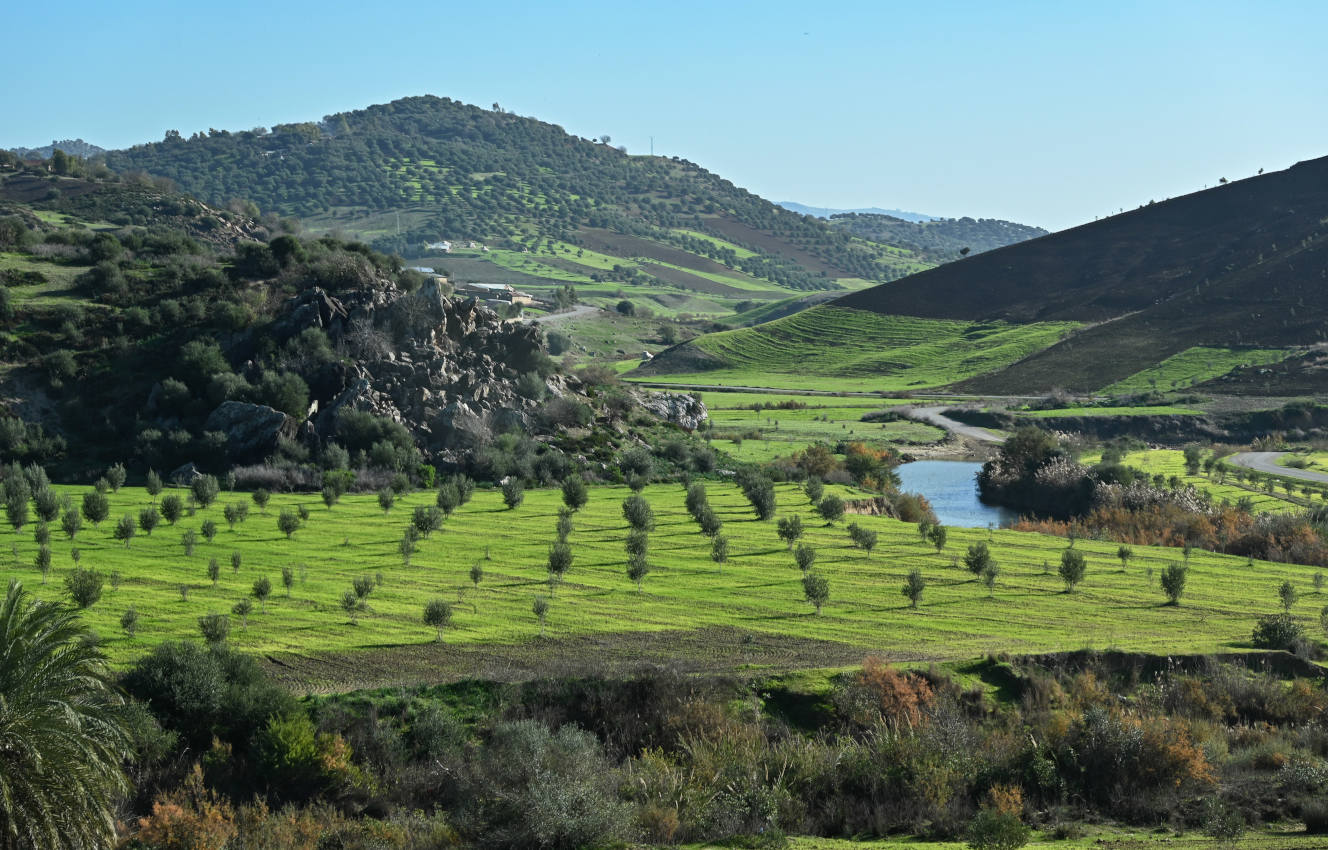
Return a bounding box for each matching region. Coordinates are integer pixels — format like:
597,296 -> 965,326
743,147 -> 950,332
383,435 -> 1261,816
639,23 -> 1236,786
103,95 -> 917,290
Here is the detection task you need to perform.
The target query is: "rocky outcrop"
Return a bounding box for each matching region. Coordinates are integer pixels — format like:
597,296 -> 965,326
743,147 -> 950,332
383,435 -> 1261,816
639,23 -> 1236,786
206,401 -> 296,462
635,391 -> 708,432
260,283 -> 586,465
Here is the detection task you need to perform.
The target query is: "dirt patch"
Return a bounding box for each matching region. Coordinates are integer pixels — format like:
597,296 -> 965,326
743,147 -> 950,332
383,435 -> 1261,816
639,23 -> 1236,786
706,216 -> 853,276
638,261 -> 750,297
261,627 -> 903,694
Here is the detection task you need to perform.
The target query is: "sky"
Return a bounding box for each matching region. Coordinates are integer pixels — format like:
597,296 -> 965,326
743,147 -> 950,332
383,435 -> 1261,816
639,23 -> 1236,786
4,0 -> 1325,231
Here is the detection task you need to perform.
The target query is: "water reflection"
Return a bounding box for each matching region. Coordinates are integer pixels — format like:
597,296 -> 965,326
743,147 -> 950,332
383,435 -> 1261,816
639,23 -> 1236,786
896,461 -> 1017,529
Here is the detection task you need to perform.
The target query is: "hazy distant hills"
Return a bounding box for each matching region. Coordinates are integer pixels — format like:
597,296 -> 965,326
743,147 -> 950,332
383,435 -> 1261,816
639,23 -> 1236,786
778,201 -> 936,222
10,139 -> 106,160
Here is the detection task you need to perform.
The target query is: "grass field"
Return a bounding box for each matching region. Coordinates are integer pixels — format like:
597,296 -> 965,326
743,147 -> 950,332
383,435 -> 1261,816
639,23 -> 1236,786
1100,346 -> 1295,395
635,307 -> 1078,393
698,391 -> 945,462
746,829 -> 1326,850
8,480 -> 1327,685
1023,404 -> 1203,418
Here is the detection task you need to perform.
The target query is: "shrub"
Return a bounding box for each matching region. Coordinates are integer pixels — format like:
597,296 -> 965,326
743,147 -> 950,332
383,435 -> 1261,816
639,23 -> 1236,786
622,494 -> 655,531
252,488 -> 271,511
777,515 -> 803,549
1160,563 -> 1187,605
967,808 -> 1030,850
902,568 -> 925,608
423,599 -> 453,642
113,513 -> 135,547
805,478 -> 824,504
626,552 -> 650,591
198,613 -> 230,645
502,479 -> 525,510
928,523 -> 948,552
1059,548 -> 1087,591
794,543 -> 816,572
160,494 -> 183,524
711,534 -> 729,566
547,542 -> 573,590
436,482 -> 461,514
697,504 -> 722,537
964,541 -> 994,575
818,494 -> 845,523
105,462 -> 127,493
561,475 -> 588,511
802,572 -> 829,614
191,474 -> 219,508
459,720 -> 629,849
65,567 -> 103,608
1252,613 -> 1304,650
81,490 -> 109,526
138,506 -> 160,536
277,508 -> 300,538
412,504 -> 444,537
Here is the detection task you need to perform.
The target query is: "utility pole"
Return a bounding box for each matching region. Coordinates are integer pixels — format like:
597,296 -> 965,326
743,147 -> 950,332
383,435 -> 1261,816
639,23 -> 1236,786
650,136 -> 654,156
395,211 -> 400,235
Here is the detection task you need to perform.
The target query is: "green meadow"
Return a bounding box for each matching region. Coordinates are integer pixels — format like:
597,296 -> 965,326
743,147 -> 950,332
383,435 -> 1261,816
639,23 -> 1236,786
8,480 -> 1326,684
698,391 -> 944,462
635,306 -> 1078,392
1100,346 -> 1294,394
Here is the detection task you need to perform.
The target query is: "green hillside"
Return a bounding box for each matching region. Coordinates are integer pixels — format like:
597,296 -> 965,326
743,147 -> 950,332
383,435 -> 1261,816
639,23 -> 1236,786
634,305 -> 1077,392
825,212 -> 1049,262
103,96 -> 928,296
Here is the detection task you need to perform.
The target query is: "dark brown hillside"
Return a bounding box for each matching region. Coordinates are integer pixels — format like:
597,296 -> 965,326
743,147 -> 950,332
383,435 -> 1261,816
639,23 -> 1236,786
834,154 -> 1328,391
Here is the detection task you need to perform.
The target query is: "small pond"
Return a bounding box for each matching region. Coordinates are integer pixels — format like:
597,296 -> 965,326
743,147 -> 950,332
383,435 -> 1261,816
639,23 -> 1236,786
896,460 -> 1017,529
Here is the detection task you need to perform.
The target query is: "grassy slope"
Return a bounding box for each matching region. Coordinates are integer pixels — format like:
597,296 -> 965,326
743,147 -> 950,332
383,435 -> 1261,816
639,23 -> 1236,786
636,306 -> 1077,392
700,391 -> 942,462
1079,449 -> 1307,513
11,481 -> 1326,677
1101,347 -> 1295,395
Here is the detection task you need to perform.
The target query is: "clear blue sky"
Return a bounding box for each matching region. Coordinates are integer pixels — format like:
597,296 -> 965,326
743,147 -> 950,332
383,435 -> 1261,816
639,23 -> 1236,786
5,0 -> 1325,230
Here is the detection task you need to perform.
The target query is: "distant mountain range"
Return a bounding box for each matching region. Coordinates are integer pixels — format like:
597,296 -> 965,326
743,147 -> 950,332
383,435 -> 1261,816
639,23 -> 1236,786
777,201 -> 936,222
10,139 -> 106,160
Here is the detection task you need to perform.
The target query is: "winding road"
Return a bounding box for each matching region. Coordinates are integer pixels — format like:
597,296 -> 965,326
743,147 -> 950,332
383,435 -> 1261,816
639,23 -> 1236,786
530,304 -> 600,324
1227,452 -> 1328,484
907,406 -> 1005,444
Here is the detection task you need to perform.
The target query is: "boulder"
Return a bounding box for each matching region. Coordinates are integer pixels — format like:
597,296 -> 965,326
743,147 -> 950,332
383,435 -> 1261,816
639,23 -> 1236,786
636,391 -> 709,432
204,401 -> 294,462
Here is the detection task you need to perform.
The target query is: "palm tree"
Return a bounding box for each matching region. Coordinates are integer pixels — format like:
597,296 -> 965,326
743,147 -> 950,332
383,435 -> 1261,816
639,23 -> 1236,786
0,579 -> 130,849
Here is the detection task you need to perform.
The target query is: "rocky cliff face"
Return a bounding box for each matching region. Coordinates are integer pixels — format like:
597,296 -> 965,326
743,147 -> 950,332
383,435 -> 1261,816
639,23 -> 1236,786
210,279 -> 583,467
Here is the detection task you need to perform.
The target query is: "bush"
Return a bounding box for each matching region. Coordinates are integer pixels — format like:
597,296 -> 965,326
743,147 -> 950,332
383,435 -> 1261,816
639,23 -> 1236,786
818,495 -> 845,523
1160,563 -> 1187,605
1059,548 -> 1086,591
622,494 -> 655,531
561,475 -> 588,511
65,567 -> 103,608
502,479 -> 525,510
1252,613 -> 1304,650
459,720 -> 629,849
198,613 -> 230,645
967,808 -> 1030,850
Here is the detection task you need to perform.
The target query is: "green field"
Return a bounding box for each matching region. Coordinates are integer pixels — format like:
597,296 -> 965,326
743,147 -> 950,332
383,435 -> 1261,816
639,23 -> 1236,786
1023,404 -> 1203,418
755,830 -> 1326,850
9,481 -> 1326,687
698,391 -> 945,462
1100,346 -> 1295,394
635,306 -> 1079,392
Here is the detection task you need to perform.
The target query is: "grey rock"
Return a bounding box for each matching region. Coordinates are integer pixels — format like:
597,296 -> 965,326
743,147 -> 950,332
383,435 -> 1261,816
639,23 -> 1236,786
204,401 -> 294,462
636,391 -> 708,431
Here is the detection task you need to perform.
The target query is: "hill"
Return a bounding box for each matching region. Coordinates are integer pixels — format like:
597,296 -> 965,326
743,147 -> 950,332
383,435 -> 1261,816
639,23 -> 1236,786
645,155 -> 1328,394
10,139 -> 107,160
824,213 -> 1048,263
102,96 -> 929,301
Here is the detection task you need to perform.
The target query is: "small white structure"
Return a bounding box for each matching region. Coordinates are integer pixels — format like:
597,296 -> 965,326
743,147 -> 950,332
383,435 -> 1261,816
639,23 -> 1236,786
424,240 -> 452,253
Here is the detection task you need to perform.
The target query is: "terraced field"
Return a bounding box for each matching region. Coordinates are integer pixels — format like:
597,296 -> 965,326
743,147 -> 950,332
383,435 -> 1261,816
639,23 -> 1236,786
699,391 -> 942,462
9,481 -> 1324,689
1100,346 -> 1295,395
636,306 -> 1078,392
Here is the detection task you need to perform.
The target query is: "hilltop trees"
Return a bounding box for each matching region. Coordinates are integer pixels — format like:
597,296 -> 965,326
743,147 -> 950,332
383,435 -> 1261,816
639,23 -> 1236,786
0,581 -> 130,850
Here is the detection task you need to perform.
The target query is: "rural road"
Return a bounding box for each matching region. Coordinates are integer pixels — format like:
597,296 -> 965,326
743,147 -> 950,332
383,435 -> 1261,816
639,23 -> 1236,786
1227,452 -> 1328,484
530,304 -> 599,324
908,406 -> 1005,444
